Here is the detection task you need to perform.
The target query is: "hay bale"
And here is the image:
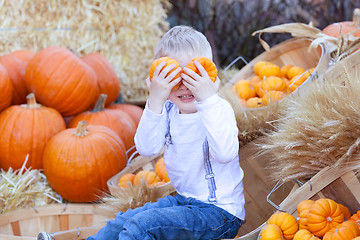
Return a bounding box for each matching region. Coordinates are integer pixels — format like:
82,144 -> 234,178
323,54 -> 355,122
257,50 -> 360,182
0,0 -> 170,103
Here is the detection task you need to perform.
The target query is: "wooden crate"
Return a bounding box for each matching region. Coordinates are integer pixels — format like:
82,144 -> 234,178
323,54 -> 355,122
233,164 -> 360,240
0,204 -> 108,240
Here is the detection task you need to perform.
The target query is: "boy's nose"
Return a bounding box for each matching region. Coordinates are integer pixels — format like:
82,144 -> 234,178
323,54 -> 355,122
178,81 -> 188,90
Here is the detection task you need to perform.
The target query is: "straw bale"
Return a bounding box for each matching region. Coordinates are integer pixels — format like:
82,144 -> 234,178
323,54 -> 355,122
0,0 -> 170,103
0,156 -> 62,214
256,53 -> 360,183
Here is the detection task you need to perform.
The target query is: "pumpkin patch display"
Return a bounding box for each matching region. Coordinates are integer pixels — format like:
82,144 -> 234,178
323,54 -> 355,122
0,93 -> 66,170
24,46 -> 99,116
0,50 -> 34,105
81,52 -> 121,107
0,63 -> 13,112
43,121 -> 127,202
232,60 -> 315,108
68,94 -> 136,154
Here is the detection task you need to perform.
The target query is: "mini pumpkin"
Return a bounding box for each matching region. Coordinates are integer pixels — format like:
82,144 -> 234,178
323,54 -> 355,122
133,170 -> 162,186
339,204 -> 352,220
261,91 -> 286,105
234,80 -> 257,100
280,65 -> 294,79
287,66 -> 306,80
185,57 -> 218,82
307,198 -> 344,238
245,97 -> 265,108
261,76 -> 287,93
259,64 -> 282,78
149,57 -> 181,89
323,220 -> 360,240
154,157 -> 170,182
350,210 -> 360,229
297,199 -> 315,230
253,61 -> 273,76
118,173 -> 136,188
267,211 -> 299,240
260,224 -> 284,240
293,229 -> 320,240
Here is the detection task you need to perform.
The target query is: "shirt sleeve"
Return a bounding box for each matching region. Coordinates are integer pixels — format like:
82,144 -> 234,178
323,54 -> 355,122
134,100 -> 167,157
195,94 -> 239,163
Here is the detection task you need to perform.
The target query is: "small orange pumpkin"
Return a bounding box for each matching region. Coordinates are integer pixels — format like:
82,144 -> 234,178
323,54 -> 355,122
293,229 -> 321,240
234,80 -> 257,100
287,66 -> 306,80
245,97 -> 265,108
307,198 -> 344,238
261,76 -> 287,93
261,91 -> 286,105
118,173 -> 136,188
280,65 -> 294,78
350,210 -> 360,229
339,204 -> 352,220
154,158 -> 170,182
185,57 -> 217,82
323,220 -> 360,240
297,200 -> 315,230
133,170 -> 162,186
253,61 -> 273,76
260,224 -> 284,240
267,211 -> 299,240
149,57 -> 181,90
259,64 -> 282,78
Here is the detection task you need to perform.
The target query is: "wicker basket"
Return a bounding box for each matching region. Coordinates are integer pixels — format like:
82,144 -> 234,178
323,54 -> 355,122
219,37 -> 330,146
0,203 -> 109,240
233,164 -> 360,240
107,150 -> 176,201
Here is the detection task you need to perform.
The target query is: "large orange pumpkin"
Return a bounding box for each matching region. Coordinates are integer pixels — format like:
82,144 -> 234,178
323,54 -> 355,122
24,46 -> 99,116
0,93 -> 65,170
322,8 -> 360,37
108,103 -> 143,127
81,52 -> 120,107
0,64 -> 13,112
0,50 -> 34,104
43,121 -> 127,202
68,94 -> 137,153
307,198 -> 344,238
185,57 -> 218,82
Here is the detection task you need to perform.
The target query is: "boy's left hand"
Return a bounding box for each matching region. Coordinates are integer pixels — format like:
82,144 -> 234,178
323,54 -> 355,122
181,60 -> 220,102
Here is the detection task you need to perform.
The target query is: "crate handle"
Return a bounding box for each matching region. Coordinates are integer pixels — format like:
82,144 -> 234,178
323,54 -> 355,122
222,56 -> 249,83
126,146 -> 139,165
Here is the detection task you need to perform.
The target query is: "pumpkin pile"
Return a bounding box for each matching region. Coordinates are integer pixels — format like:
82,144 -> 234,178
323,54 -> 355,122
259,198 -> 360,240
233,60 -> 315,108
118,158 -> 170,189
0,47 -> 144,203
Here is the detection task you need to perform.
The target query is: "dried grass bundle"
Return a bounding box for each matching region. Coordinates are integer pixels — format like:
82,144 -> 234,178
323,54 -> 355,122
0,0 -> 170,103
99,180 -> 175,218
257,51 -> 360,182
0,156 -> 62,214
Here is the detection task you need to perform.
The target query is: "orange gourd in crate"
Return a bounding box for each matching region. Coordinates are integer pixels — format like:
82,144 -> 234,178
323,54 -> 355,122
323,220 -> 360,240
118,173 -> 136,189
133,170 -> 162,186
293,229 -> 320,240
154,158 -> 170,182
267,212 -> 298,240
260,223 -> 284,240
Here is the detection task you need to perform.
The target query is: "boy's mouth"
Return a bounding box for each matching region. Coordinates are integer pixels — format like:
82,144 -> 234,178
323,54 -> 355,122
178,94 -> 195,102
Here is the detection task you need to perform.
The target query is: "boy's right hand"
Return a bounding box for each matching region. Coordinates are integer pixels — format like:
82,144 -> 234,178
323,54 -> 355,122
147,60 -> 181,114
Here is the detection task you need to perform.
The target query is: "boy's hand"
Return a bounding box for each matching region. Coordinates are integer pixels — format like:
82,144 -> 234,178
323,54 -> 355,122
147,61 -> 181,114
181,60 -> 220,102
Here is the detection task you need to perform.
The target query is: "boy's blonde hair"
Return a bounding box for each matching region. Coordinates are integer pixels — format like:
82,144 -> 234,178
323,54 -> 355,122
153,25 -> 213,60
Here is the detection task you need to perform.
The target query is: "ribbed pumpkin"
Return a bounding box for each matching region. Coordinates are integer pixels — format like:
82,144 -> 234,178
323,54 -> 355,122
118,173 -> 136,188
81,52 -> 120,107
0,50 -> 34,104
108,103 -> 143,127
245,97 -> 265,108
267,211 -> 299,240
43,121 -> 127,202
350,210 -> 360,229
68,94 -> 136,153
260,76 -> 287,93
24,46 -> 99,116
297,200 -> 315,230
0,64 -> 13,112
293,229 -> 320,240
154,157 -> 170,182
253,61 -> 273,76
133,170 -> 162,186
323,220 -> 360,240
185,57 -> 218,82
340,204 -> 352,220
260,224 -> 284,240
322,8 -> 360,37
259,64 -> 282,78
307,198 -> 344,238
149,57 -> 181,90
0,93 -> 65,170
234,80 -> 257,100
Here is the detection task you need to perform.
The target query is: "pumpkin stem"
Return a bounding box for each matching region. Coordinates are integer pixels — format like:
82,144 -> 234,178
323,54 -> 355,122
92,94 -> 107,112
354,8 -> 360,27
75,121 -> 89,137
21,93 -> 41,109
326,216 -> 333,222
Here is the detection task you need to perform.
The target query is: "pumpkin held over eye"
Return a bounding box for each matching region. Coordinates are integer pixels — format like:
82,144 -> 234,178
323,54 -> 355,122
185,57 -> 218,82
149,57 -> 181,90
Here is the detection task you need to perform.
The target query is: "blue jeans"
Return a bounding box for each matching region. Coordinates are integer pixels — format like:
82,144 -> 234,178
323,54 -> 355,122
87,194 -> 243,240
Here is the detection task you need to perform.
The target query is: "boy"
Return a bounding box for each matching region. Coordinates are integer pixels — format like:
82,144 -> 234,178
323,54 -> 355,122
87,25 -> 245,240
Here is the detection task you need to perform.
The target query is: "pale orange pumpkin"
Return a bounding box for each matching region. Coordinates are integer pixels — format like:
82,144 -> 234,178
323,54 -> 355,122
260,224 -> 284,240
323,220 -> 360,240
0,64 -> 13,112
118,173 -> 136,188
297,199 -> 315,230
154,157 -> 170,182
133,170 -> 162,186
267,211 -> 299,240
280,65 -> 294,78
253,61 -> 273,76
307,198 -> 344,238
234,80 -> 257,100
260,76 -> 287,93
185,57 -> 218,82
245,97 -> 265,108
0,50 -> 34,105
287,66 -> 306,80
259,64 -> 282,78
82,52 -> 121,107
322,8 -> 360,37
261,91 -> 286,105
43,121 -> 127,202
0,93 -> 65,170
293,229 -> 320,240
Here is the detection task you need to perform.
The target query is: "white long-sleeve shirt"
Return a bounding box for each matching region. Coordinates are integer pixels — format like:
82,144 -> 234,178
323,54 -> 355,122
134,94 -> 245,220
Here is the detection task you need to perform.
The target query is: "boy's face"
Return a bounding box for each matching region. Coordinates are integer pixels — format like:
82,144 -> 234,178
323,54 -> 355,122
167,53 -> 197,114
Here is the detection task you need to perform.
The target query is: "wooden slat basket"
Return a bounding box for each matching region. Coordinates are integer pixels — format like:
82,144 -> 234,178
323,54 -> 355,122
107,150 -> 176,203
232,164 -> 360,240
0,204 -> 109,240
